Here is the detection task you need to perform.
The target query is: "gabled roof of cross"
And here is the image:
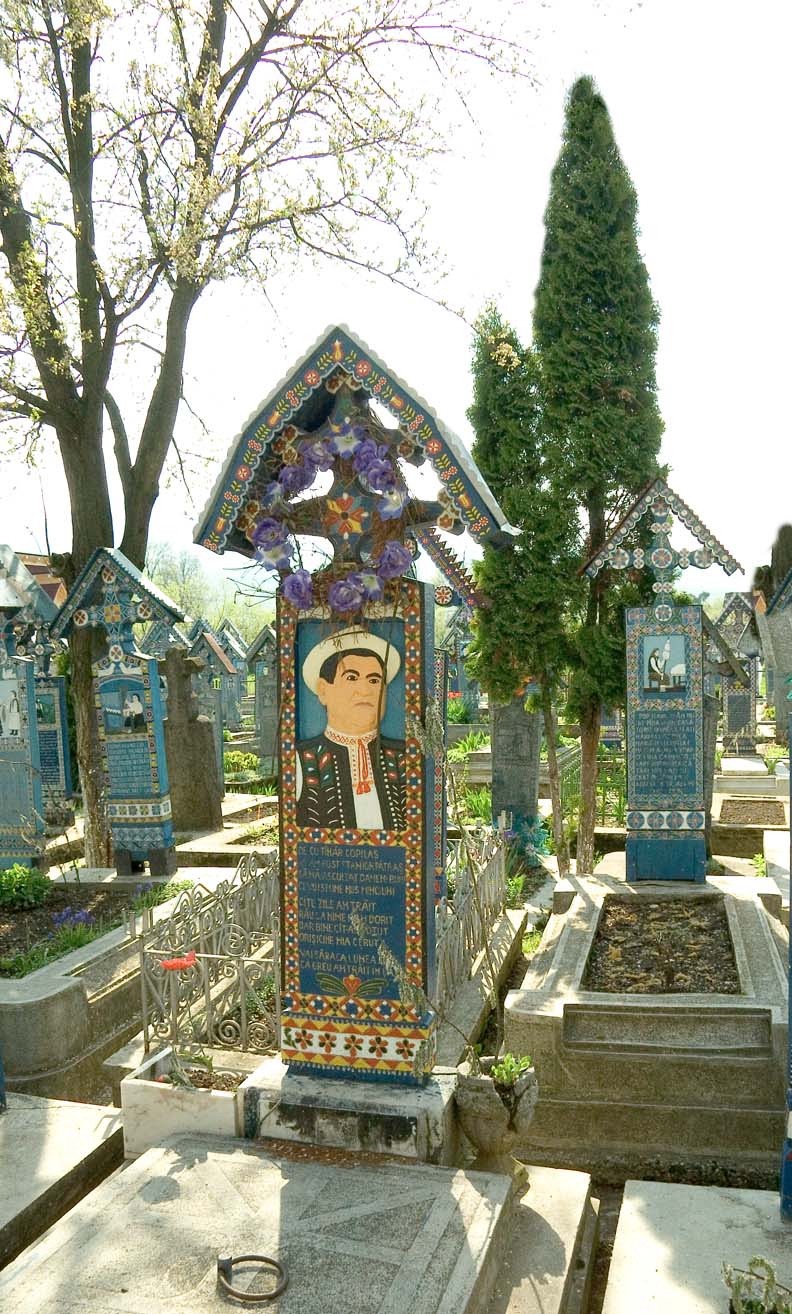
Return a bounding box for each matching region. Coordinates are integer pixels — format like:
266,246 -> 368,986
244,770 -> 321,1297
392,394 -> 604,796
413,528 -> 481,610
193,324 -> 514,559
189,629 -> 237,676
701,612 -> 750,685
245,624 -> 276,667
581,477 -> 742,580
51,547 -> 184,641
142,618 -> 190,657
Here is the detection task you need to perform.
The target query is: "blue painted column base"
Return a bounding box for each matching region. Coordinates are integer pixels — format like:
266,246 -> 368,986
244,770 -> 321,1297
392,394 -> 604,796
626,833 -> 706,882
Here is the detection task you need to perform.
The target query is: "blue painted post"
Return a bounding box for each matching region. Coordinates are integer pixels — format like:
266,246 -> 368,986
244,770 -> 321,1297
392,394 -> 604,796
782,707 -> 792,1222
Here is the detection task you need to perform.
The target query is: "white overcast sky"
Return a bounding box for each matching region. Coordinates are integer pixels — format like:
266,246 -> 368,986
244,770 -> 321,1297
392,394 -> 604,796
4,0 -> 789,596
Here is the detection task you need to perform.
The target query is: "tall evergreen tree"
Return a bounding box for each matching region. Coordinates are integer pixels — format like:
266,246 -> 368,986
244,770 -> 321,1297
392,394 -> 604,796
533,76 -> 663,873
467,305 -> 581,871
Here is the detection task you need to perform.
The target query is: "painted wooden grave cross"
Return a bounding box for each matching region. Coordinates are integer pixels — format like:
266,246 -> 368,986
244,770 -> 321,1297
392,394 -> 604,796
51,549 -> 185,876
0,548 -> 76,831
583,478 -> 742,882
0,563 -> 45,869
194,324 -> 512,1084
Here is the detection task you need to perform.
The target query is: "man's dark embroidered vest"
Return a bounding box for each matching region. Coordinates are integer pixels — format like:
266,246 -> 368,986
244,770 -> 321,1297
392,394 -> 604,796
296,734 -> 406,830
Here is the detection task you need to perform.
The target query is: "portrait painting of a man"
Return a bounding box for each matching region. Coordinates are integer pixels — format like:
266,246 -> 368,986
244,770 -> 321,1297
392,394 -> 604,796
296,627 -> 406,830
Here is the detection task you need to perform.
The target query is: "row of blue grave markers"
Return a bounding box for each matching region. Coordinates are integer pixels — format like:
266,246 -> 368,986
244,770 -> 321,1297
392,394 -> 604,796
51,548 -> 184,876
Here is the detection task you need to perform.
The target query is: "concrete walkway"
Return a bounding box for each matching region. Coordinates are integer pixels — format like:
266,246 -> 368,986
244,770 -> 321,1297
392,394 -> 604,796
0,1093 -> 122,1270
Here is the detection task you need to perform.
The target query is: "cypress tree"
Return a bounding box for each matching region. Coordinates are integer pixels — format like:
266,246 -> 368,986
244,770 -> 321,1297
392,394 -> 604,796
533,76 -> 664,874
467,306 -> 581,871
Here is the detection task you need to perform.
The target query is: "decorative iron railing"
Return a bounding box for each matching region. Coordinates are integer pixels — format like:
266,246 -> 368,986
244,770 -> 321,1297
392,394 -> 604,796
139,850 -> 280,1055
435,831 -> 507,1014
138,833 -> 508,1059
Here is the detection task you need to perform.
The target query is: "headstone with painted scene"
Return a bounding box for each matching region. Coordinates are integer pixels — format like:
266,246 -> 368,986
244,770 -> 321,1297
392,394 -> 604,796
51,549 -> 184,876
194,324 -> 512,1083
188,619 -> 242,730
583,478 -> 742,882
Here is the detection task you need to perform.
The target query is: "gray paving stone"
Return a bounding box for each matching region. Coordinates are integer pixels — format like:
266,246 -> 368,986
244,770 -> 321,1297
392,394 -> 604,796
0,1135 -> 514,1313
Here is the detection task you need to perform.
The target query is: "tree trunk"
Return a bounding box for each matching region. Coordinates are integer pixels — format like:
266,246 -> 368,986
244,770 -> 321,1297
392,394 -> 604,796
576,699 -> 601,875
539,679 -> 569,877
56,430 -> 115,869
69,627 -> 112,868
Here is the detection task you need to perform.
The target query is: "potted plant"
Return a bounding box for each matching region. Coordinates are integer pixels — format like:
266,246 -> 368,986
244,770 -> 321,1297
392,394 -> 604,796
722,1258 -> 792,1313
454,1052 -> 538,1178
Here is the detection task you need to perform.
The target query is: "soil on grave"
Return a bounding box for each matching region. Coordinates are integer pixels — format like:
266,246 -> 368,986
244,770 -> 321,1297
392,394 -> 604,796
582,897 -> 741,995
718,797 -> 786,826
0,886 -> 133,964
164,1069 -> 245,1092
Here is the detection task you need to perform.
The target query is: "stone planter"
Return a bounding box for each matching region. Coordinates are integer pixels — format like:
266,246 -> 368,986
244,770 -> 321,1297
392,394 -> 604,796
454,1058 -> 538,1176
120,1046 -> 243,1158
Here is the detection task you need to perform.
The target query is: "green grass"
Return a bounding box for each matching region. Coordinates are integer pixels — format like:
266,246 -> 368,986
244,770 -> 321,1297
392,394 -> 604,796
447,731 -> 490,763
131,878 -> 194,910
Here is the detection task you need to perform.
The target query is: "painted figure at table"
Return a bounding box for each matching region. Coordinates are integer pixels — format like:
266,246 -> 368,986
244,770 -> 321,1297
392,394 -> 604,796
296,629 -> 406,830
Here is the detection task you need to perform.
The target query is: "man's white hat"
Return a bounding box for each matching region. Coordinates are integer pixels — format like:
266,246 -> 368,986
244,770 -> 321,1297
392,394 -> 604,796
301,628 -> 401,694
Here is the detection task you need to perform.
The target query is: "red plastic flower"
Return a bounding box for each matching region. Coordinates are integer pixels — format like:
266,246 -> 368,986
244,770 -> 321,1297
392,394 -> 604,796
161,950 -> 197,971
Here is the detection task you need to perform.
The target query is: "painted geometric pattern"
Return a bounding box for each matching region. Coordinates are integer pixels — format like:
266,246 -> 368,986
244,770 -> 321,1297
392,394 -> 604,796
111,824 -> 173,850
278,580 -> 433,1081
627,810 -> 706,832
198,328 -> 498,555
414,527 -> 480,608
584,477 -> 741,579
52,547 -> 183,641
280,1017 -> 435,1079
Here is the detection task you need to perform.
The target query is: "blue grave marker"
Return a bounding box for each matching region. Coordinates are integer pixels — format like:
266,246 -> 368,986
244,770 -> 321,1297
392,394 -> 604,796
583,479 -> 742,883
193,325 -> 513,1082
52,549 -> 184,875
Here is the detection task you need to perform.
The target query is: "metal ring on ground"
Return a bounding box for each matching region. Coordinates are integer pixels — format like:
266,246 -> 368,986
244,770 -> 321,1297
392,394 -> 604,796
216,1254 -> 288,1304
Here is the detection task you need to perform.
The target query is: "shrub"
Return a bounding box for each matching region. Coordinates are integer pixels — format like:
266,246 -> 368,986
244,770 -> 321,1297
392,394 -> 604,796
447,731 -> 490,762
447,692 -> 475,724
459,785 -> 492,825
0,864 -> 51,910
223,750 -> 260,777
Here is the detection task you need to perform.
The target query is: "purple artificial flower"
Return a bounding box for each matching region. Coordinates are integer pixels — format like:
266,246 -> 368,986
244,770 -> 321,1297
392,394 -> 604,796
353,438 -> 387,474
278,461 -> 314,496
377,488 -> 408,521
251,516 -> 289,550
300,439 -> 334,471
362,458 -> 396,492
255,539 -> 294,572
327,420 -> 363,458
259,481 -> 284,511
328,577 -> 365,614
375,541 -> 413,580
347,570 -> 384,603
281,569 -> 315,610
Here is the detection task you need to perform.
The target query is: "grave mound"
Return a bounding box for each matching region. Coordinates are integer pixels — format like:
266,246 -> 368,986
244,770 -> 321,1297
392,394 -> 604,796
582,895 -> 741,995
718,797 -> 786,826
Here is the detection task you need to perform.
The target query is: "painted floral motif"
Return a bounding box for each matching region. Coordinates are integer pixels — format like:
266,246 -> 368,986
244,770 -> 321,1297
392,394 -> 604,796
323,495 -> 369,539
